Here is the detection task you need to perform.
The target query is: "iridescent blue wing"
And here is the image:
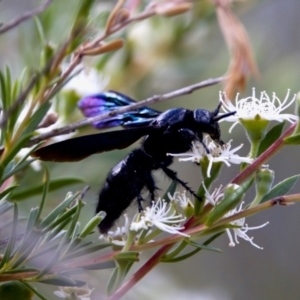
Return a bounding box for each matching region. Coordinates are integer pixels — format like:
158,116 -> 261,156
78,90 -> 161,129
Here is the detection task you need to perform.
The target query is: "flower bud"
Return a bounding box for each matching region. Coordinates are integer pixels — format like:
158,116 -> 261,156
250,168 -> 275,207
82,39 -> 124,56
155,3 -> 193,17
38,112 -> 58,128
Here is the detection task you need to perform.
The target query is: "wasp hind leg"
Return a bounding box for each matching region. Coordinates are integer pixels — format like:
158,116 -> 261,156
162,167 -> 203,202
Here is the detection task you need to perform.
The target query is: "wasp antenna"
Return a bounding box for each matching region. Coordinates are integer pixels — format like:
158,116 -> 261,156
212,102 -> 223,116
213,111 -> 236,122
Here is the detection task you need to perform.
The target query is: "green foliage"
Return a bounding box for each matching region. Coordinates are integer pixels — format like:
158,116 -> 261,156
260,175 -> 300,203
0,1 -> 299,299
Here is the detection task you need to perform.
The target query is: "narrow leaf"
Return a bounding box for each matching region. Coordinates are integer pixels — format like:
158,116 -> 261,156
83,261 -> 116,270
79,212 -> 106,238
39,192 -> 80,228
39,276 -> 85,286
35,165 -> 50,223
0,185 -> 18,200
22,101 -> 51,136
206,185 -> 246,226
261,175 -> 300,203
0,133 -> 32,167
258,122 -> 285,155
1,159 -> 36,183
163,180 -> 177,203
64,243 -> 111,260
0,203 -> 18,268
0,200 -> 13,215
162,247 -> 201,263
284,133 -> 300,145
11,178 -> 84,200
186,240 -> 222,253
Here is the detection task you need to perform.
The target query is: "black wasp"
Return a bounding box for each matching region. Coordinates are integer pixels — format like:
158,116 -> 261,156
33,91 -> 235,233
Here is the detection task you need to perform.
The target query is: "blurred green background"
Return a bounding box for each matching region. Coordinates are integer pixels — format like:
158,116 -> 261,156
1,0 -> 300,299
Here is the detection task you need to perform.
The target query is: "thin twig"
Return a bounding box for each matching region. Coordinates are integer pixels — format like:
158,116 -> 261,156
27,76 -> 226,146
49,6 -> 157,100
0,0 -> 54,35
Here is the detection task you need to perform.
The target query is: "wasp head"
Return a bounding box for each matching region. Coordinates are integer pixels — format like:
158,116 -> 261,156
193,103 -> 236,146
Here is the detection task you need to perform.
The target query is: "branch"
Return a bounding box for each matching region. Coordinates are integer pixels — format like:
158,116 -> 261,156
27,76 -> 226,146
0,0 -> 54,35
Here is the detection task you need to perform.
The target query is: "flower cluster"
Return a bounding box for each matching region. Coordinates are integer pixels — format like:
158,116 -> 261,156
169,138 -> 253,177
219,89 -> 298,132
202,184 -> 269,248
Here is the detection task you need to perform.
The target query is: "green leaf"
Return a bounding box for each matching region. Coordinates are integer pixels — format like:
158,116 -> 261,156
11,178 -> 84,201
39,192 -> 80,228
107,267 -> 119,296
3,267 -> 39,274
114,251 -> 139,262
24,207 -> 39,240
64,243 -> 111,261
15,142 -> 43,166
79,211 -> 106,238
107,259 -> 135,296
42,205 -> 78,232
43,219 -> 70,242
284,133 -> 300,145
0,133 -> 32,168
72,0 -> 95,32
0,200 -> 13,215
162,232 -> 224,262
257,122 -> 285,156
5,66 -> 11,106
11,231 -> 43,268
206,184 -> 246,226
0,71 -> 8,112
21,101 -> 51,136
186,240 -> 222,253
0,203 -> 18,268
1,160 -> 36,183
35,166 -> 50,224
163,180 -> 177,203
38,276 -> 85,287
19,281 -> 48,300
34,17 -> 46,46
261,175 -> 300,203
82,260 -> 116,270
162,247 -> 201,263
194,224 -> 234,237
0,185 -> 18,200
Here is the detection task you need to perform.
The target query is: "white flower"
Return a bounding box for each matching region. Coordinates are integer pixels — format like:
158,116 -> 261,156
100,214 -> 130,246
220,89 -> 298,133
202,183 -> 224,205
169,138 -> 253,177
225,202 -> 269,249
63,64 -> 109,96
168,190 -> 194,210
130,199 -> 189,237
54,284 -> 94,300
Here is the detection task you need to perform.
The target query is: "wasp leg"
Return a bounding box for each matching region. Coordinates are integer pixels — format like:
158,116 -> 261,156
145,174 -> 157,202
137,195 -> 146,212
162,167 -> 203,202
